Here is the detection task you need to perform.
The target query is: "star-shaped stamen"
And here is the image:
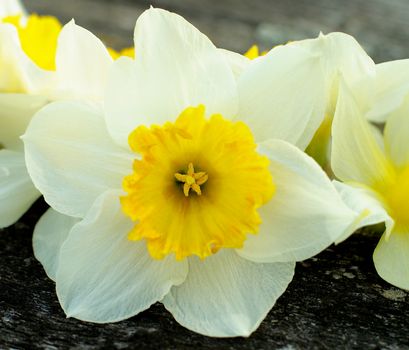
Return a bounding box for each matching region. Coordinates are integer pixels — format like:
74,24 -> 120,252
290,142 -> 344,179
175,162 -> 208,196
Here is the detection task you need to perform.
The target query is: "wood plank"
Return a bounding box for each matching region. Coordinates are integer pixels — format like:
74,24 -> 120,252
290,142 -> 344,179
23,0 -> 409,61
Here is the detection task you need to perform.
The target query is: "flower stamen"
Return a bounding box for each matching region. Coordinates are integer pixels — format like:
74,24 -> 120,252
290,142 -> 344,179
175,162 -> 208,196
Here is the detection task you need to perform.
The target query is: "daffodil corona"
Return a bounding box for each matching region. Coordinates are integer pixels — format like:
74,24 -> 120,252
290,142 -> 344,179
121,105 -> 274,260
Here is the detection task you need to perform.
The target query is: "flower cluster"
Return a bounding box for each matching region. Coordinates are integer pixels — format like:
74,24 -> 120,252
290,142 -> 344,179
1,0 -> 409,338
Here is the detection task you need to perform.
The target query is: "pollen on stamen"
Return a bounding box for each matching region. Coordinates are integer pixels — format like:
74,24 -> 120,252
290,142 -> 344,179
175,162 -> 208,197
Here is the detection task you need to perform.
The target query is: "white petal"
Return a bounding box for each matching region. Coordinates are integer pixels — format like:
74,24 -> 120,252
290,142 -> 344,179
236,43 -> 326,149
293,32 -> 375,115
294,32 -> 374,85
56,190 -> 188,322
0,150 -> 39,228
105,8 -> 237,147
383,97 -> 409,168
0,24 -> 23,92
163,250 -> 294,337
0,23 -> 53,94
332,181 -> 393,244
0,0 -> 26,17
367,59 -> 409,123
219,48 -> 250,80
238,139 -> 364,263
33,208 -> 79,281
23,100 -> 133,218
331,80 -> 391,186
54,20 -> 113,102
374,229 -> 409,290
0,93 -> 48,151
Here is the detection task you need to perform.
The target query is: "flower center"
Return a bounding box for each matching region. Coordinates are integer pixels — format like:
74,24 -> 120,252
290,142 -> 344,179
121,105 -> 275,260
174,163 -> 208,197
374,165 -> 409,230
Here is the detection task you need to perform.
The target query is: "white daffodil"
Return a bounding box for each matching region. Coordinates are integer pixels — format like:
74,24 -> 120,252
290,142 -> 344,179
331,80 -> 409,290
0,12 -> 133,228
24,9 -> 365,337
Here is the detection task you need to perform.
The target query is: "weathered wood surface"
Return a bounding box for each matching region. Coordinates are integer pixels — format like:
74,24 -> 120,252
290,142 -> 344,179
23,0 -> 409,62
2,0 -> 409,348
1,202 -> 408,349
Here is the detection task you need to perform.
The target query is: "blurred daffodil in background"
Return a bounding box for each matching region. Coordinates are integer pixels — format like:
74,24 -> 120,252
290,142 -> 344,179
0,2 -> 135,228
331,81 -> 409,290
0,0 -> 47,228
3,14 -> 61,70
23,8 -> 367,337
244,44 -> 268,59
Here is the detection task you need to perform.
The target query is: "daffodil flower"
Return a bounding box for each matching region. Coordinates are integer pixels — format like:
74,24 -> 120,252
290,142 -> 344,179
331,80 -> 409,290
24,9 -> 365,337
0,14 -> 129,228
0,13 -> 55,227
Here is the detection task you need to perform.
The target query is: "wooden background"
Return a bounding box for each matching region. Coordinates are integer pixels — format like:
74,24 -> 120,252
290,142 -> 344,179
23,0 -> 409,62
1,0 -> 409,349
